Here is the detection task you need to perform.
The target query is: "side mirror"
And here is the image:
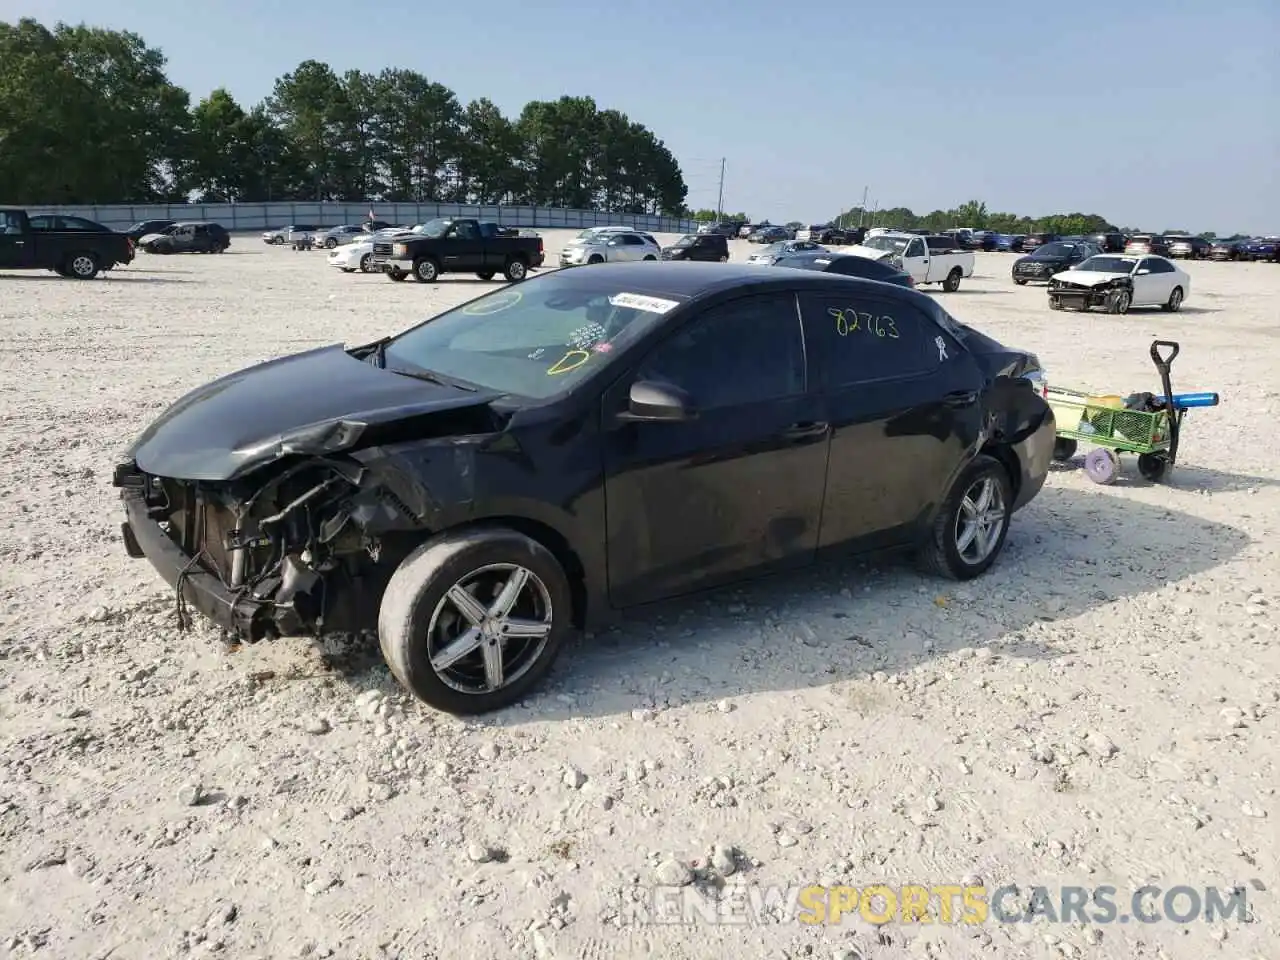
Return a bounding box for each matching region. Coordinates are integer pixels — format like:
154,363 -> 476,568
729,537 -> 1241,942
619,380 -> 696,422
1136,268 -> 1151,275
608,239 -> 619,246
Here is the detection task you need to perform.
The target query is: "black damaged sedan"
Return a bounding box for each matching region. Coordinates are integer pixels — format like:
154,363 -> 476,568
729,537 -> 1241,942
114,263 -> 1055,714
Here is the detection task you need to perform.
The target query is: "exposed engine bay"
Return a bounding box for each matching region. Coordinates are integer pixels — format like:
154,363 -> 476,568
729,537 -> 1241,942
1047,275 -> 1132,312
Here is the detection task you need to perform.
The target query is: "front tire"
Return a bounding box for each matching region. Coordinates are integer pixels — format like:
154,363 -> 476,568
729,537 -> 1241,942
1014,278 -> 1027,286
359,254 -> 374,273
1106,288 -> 1132,314
325,238 -> 338,249
386,269 -> 407,282
1162,286 -> 1184,312
917,454 -> 1013,580
476,270 -> 495,281
413,258 -> 440,283
378,528 -> 572,714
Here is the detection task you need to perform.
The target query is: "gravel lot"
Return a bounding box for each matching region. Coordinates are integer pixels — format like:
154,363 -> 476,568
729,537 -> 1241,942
2,235 -> 1278,960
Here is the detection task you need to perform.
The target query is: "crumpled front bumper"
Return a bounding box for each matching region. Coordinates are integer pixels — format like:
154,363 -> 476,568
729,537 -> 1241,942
118,484 -> 271,640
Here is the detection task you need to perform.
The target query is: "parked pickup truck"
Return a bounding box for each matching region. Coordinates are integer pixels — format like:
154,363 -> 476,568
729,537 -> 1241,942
372,218 -> 545,283
0,208 -> 135,279
841,231 -> 975,291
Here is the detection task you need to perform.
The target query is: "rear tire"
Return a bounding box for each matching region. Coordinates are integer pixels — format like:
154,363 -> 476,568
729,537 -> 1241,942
65,253 -> 99,279
378,528 -> 573,714
1137,452 -> 1170,483
503,258 -> 528,282
1162,286 -> 1184,312
917,454 -> 1013,580
942,267 -> 962,292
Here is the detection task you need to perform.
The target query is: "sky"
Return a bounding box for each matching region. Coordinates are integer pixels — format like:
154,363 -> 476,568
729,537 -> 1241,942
5,0 -> 1278,234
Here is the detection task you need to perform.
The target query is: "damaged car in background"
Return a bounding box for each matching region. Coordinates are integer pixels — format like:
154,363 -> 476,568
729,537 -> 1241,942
1046,253 -> 1190,314
114,263 -> 1054,714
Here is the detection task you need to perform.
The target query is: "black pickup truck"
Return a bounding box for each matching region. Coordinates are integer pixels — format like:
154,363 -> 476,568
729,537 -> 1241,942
372,218 -> 545,283
0,209 -> 135,279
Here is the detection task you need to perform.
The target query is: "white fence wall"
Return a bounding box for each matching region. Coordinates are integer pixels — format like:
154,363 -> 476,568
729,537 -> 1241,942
8,201 -> 698,235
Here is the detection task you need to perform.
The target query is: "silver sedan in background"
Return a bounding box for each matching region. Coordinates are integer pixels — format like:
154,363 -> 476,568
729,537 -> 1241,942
559,231 -> 661,267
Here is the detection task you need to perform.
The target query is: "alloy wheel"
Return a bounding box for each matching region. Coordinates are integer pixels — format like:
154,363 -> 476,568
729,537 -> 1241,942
426,563 -> 554,694
954,476 -> 1007,565
71,255 -> 96,277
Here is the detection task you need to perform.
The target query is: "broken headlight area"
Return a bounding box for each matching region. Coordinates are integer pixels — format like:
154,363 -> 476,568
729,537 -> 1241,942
126,455 -> 423,642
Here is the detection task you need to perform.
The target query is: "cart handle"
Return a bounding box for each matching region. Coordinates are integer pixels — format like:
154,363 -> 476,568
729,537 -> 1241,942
1150,340 -> 1180,370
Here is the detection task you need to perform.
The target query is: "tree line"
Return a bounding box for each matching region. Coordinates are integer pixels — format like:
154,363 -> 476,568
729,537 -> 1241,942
0,18 -> 689,215
827,200 -> 1231,240
686,203 -> 1233,239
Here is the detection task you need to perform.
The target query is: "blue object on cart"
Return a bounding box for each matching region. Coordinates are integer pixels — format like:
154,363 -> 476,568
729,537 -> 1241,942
1160,392 -> 1220,409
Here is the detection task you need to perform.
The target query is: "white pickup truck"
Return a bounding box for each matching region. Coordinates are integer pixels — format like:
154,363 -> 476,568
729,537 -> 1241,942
840,232 -> 975,291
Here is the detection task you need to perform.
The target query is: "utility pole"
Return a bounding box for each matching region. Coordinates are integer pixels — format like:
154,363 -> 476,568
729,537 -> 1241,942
858,185 -> 868,227
715,158 -> 726,219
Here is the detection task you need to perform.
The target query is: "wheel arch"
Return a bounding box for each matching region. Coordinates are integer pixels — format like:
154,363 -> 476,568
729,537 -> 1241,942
979,441 -> 1023,504
407,515 -> 589,630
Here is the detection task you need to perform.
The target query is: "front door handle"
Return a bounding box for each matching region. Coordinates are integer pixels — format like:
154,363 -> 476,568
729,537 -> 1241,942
783,421 -> 829,440
943,390 -> 978,408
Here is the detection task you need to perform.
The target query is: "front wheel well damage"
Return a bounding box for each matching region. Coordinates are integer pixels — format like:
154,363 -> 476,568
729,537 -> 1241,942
458,517 -> 588,630
979,442 -> 1022,503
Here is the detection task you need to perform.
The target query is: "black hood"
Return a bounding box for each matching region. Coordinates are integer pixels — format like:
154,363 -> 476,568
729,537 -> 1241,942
127,344 -> 502,481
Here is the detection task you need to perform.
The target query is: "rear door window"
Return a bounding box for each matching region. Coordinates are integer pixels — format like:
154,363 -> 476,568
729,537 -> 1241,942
798,290 -> 944,388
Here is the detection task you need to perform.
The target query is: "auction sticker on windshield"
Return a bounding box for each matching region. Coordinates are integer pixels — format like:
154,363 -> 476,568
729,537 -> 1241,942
609,292 -> 680,314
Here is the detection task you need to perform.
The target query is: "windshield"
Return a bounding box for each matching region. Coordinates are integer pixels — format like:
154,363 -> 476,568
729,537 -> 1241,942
414,218 -> 451,238
673,235 -> 695,247
1079,256 -> 1136,274
755,242 -> 784,256
863,235 -> 909,253
382,273 -> 686,400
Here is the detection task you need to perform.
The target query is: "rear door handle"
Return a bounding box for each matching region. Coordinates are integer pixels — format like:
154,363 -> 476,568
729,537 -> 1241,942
943,390 -> 978,407
783,421 -> 829,440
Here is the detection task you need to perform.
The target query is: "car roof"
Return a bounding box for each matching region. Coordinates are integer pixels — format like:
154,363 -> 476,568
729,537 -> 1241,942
554,261 -> 915,299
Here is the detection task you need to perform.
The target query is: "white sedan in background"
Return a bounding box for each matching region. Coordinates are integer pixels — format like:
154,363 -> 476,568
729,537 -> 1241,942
1047,254 -> 1191,314
328,238 -> 380,273
558,231 -> 661,267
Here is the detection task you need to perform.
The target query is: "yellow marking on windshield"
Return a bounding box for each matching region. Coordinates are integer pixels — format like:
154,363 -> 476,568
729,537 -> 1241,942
546,349 -> 592,375
462,290 -> 523,315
